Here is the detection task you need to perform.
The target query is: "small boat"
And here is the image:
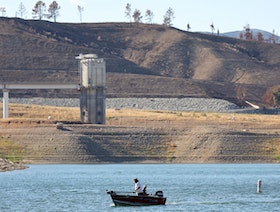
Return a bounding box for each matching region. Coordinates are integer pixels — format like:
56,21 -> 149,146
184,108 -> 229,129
107,190 -> 167,206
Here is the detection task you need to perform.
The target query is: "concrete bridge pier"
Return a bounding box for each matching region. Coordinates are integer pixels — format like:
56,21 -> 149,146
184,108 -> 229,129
80,87 -> 106,124
76,54 -> 106,124
3,89 -> 9,119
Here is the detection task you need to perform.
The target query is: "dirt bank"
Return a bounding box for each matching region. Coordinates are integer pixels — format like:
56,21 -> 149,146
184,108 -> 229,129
1,110 -> 280,164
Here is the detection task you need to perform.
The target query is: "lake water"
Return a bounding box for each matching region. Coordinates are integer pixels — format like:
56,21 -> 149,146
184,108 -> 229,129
0,164 -> 279,211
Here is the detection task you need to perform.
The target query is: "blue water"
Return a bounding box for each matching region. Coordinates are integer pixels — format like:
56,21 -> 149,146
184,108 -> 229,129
0,164 -> 279,211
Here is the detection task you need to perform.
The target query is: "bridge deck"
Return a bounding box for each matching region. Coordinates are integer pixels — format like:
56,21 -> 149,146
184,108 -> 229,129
0,83 -> 78,90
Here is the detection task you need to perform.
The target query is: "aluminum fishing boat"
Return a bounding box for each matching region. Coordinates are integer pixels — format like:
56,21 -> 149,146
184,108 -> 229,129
107,190 -> 167,206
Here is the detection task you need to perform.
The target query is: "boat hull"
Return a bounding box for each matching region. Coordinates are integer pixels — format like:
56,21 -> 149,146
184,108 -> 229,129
107,191 -> 166,206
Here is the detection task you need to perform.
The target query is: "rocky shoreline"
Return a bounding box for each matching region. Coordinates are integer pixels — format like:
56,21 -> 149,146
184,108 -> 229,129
8,97 -> 280,114
9,97 -> 240,112
0,158 -> 28,172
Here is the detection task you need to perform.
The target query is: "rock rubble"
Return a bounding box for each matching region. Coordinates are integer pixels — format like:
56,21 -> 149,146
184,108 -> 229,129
0,158 -> 27,172
9,97 -> 240,112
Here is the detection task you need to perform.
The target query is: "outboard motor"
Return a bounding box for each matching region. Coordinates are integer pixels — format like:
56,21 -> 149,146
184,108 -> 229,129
106,190 -> 116,195
143,185 -> 147,194
155,191 -> 163,197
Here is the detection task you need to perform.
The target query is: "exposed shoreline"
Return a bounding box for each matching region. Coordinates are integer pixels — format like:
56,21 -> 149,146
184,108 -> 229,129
0,158 -> 28,172
1,98 -> 280,171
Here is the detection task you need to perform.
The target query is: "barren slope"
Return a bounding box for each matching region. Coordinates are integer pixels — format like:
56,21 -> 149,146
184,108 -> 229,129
1,18 -> 280,106
1,111 -> 280,164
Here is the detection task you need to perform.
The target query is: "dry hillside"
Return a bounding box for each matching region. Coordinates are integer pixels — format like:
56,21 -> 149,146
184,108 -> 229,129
1,106 -> 280,164
1,17 -> 280,106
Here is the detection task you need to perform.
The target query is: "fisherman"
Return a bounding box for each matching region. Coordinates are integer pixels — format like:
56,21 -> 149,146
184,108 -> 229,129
134,178 -> 143,195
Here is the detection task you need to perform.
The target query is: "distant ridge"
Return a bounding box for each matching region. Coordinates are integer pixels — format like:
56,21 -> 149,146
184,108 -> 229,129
221,29 -> 279,43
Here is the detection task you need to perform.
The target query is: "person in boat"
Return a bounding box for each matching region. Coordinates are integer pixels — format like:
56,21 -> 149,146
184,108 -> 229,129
134,178 -> 147,195
134,178 -> 142,194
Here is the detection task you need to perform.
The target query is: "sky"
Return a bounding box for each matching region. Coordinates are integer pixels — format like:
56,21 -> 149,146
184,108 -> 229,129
0,0 -> 279,34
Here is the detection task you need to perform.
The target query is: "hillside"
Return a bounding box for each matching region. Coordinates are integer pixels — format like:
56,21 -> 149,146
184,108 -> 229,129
1,107 -> 280,164
1,17 -> 280,106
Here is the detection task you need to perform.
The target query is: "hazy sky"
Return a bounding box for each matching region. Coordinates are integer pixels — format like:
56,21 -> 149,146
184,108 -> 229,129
1,0 -> 279,34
